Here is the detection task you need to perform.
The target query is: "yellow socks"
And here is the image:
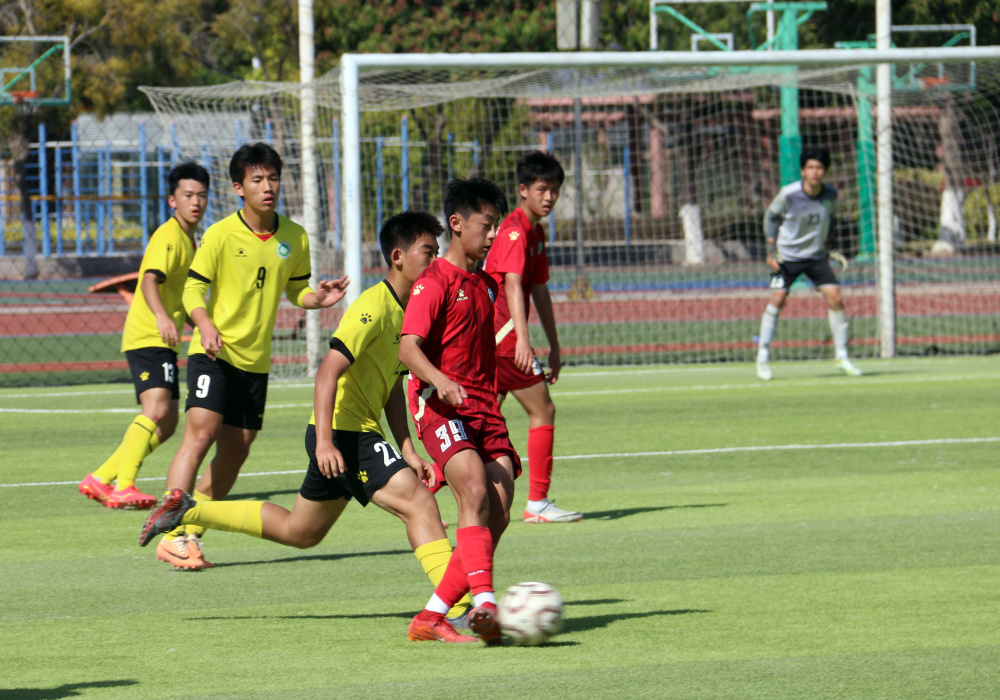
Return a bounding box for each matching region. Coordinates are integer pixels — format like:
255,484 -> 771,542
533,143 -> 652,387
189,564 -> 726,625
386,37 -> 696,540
415,538 -> 472,617
182,490 -> 214,539
114,415 -> 158,490
93,415 -> 163,486
182,498 -> 264,539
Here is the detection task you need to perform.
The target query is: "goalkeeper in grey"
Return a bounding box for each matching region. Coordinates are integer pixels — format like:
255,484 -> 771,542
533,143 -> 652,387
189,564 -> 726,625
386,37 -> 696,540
756,146 -> 862,380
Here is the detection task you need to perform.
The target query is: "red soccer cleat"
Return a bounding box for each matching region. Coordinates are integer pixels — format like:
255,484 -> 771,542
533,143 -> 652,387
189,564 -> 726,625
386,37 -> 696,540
78,473 -> 113,505
408,611 -> 477,643
106,485 -> 158,510
468,601 -> 503,646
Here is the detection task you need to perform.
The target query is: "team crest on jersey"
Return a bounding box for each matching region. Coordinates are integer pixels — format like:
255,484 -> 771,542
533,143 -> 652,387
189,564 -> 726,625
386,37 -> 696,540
360,312 -> 372,324
236,247 -> 247,258
509,230 -> 520,240
413,284 -> 424,295
276,242 -> 291,259
166,243 -> 173,252
487,286 -> 496,303
457,288 -> 468,302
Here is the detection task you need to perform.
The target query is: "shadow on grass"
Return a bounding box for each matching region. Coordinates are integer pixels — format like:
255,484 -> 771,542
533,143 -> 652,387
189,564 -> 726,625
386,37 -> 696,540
226,488 -> 301,501
0,680 -> 138,699
562,608 -> 710,634
190,611 -> 415,621
585,504 -> 726,520
209,548 -> 412,568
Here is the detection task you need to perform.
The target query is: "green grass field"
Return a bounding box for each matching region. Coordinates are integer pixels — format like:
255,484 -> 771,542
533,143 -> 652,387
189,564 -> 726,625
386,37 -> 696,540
2,357 -> 998,699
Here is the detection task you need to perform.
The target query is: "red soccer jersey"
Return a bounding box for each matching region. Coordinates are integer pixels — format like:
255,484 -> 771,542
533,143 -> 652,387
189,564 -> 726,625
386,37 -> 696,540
484,207 -> 550,356
402,257 -> 500,415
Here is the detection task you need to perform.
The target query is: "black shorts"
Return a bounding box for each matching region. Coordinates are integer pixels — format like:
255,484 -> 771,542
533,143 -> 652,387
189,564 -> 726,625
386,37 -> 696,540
185,353 -> 268,430
770,257 -> 838,292
125,347 -> 180,402
299,425 -> 410,506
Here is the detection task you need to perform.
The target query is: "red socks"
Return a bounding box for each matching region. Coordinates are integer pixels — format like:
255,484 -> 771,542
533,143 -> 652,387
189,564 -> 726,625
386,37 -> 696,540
431,526 -> 494,606
527,425 -> 555,501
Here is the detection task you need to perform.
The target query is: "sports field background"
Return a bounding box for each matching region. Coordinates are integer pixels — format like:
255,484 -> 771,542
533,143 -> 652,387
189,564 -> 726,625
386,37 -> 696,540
2,358 -> 998,698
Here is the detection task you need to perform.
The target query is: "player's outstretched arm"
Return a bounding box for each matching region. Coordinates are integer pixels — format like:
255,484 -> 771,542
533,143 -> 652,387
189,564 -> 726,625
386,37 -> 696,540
531,283 -> 561,384
313,349 -> 350,478
398,334 -> 467,406
300,275 -> 350,310
384,376 -> 435,487
140,270 -> 178,347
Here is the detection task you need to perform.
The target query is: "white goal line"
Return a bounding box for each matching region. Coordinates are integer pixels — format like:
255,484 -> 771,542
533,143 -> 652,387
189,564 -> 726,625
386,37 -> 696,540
2,436 -> 996,489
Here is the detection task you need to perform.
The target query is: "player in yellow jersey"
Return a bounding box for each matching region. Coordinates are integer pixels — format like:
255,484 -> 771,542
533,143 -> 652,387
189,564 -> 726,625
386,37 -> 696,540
140,212 -> 472,625
79,162 -> 210,510
154,142 -> 349,570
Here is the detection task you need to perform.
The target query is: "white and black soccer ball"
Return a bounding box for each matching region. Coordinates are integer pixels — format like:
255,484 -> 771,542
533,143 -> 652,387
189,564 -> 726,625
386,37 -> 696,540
497,581 -> 563,646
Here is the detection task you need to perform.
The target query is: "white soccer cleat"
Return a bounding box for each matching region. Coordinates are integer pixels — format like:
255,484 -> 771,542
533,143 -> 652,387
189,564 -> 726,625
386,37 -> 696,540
524,501 -> 582,524
756,358 -> 773,381
836,358 -> 862,377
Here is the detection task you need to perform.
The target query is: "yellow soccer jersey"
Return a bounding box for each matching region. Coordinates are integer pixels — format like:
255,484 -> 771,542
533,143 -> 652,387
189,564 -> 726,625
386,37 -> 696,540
183,211 -> 313,373
121,217 -> 196,352
309,280 -> 408,435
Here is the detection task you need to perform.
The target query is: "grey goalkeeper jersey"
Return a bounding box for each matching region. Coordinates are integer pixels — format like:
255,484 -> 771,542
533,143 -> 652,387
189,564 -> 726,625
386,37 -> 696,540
764,180 -> 837,261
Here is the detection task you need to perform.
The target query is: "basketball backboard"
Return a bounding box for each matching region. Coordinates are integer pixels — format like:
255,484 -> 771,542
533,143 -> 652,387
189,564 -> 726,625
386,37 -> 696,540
0,36 -> 71,109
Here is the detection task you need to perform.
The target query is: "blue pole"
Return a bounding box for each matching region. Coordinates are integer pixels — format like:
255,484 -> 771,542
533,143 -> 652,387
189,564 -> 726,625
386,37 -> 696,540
96,147 -> 105,255
333,117 -> 341,249
201,142 -> 214,228
236,120 -> 244,148
157,146 -> 167,223
472,139 -> 480,169
401,115 -> 409,211
447,132 -> 454,181
55,138 -> 63,255
623,145 -> 632,247
376,135 -> 384,230
72,122 -> 82,255
39,123 -> 50,256
265,119 -> 273,144
140,121 -> 149,247
170,122 -> 180,164
105,141 -> 113,254
546,133 -> 556,244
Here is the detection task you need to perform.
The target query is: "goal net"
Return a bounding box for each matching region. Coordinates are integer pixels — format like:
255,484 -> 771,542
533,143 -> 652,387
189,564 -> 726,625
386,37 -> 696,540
141,50 -> 1000,376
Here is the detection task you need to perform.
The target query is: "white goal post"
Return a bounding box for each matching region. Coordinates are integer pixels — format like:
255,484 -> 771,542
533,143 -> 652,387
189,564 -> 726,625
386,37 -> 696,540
339,46 -> 1000,362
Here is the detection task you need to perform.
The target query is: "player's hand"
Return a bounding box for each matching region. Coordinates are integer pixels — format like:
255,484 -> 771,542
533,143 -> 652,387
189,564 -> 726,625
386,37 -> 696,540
514,336 -> 534,374
156,313 -> 179,347
314,275 -> 350,308
409,455 -> 437,488
546,346 -> 561,384
198,320 -> 223,360
435,379 -> 468,407
315,440 -> 347,478
766,254 -> 780,273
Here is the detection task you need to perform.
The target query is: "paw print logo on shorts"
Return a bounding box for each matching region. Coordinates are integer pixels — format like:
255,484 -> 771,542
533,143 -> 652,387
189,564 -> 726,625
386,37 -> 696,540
140,371 -> 150,381
358,470 -> 368,483
360,313 -> 372,324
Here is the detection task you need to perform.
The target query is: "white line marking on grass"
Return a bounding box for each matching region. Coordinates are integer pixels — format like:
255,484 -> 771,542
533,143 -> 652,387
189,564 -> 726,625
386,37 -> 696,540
3,437 -> 997,489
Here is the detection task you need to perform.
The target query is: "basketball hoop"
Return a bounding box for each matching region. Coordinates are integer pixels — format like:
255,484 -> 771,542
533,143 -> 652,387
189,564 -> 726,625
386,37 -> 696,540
8,90 -> 40,114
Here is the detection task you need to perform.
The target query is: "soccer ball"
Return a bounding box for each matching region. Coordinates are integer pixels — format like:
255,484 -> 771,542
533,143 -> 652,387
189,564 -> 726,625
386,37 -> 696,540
497,581 -> 563,646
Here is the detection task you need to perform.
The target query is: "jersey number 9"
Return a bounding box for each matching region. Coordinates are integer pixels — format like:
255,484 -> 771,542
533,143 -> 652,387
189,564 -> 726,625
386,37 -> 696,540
255,267 -> 267,290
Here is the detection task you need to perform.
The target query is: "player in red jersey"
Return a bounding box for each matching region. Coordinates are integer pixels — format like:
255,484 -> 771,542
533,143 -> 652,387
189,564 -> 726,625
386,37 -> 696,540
485,151 -> 581,524
400,178 -> 517,645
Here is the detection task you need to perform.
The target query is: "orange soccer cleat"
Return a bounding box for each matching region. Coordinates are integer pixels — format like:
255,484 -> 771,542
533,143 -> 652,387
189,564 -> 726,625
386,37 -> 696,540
106,485 -> 158,510
155,536 -> 206,571
407,611 -> 478,643
468,601 -> 503,646
78,473 -> 113,505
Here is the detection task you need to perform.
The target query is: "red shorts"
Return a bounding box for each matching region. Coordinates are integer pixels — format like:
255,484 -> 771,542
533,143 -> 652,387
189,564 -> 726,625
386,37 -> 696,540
417,400 -> 521,479
495,353 -> 546,393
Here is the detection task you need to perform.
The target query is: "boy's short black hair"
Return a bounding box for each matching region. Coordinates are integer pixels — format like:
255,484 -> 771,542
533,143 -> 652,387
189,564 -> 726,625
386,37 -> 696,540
516,150 -> 565,189
379,211 -> 443,266
443,178 -> 508,235
168,162 -> 210,196
800,146 -> 831,170
230,142 -> 283,185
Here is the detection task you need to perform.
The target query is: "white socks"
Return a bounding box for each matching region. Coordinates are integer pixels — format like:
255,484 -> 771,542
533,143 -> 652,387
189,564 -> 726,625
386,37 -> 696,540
829,309 -> 849,359
758,304 -> 781,359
